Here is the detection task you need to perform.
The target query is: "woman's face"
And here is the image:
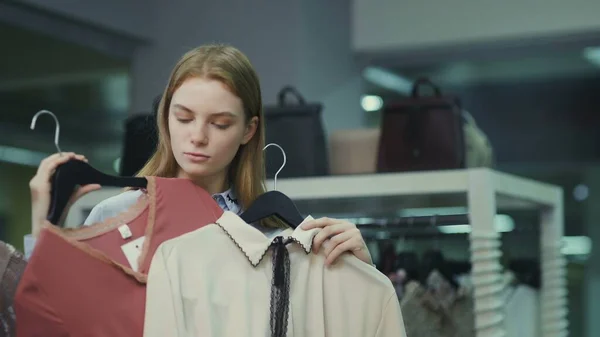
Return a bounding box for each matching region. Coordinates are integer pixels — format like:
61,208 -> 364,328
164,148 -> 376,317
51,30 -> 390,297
168,77 -> 257,188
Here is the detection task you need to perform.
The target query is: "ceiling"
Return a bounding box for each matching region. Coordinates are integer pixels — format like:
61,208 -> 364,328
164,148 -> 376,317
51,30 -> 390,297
363,47 -> 600,96
0,22 -> 131,171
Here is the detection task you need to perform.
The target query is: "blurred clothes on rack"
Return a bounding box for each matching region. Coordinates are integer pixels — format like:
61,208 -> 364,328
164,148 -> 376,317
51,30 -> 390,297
144,211 -> 406,337
0,242 -> 26,337
502,272 -> 539,337
15,177 -> 223,337
264,86 -> 329,178
400,270 -> 474,337
371,242 -> 475,337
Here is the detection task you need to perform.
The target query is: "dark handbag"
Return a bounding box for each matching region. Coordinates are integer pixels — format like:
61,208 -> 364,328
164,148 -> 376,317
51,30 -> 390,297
264,86 -> 329,178
119,113 -> 158,176
377,78 -> 465,172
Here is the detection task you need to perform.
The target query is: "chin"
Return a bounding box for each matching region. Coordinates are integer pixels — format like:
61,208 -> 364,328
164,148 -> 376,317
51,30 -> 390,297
180,163 -> 220,179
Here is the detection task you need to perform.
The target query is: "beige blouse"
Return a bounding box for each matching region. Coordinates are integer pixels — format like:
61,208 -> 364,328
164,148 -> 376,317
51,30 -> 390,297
144,211 -> 406,337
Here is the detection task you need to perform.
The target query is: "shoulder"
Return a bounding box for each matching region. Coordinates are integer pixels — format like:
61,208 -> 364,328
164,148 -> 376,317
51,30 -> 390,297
160,225 -> 223,254
154,224 -> 224,268
83,190 -> 144,226
330,253 -> 396,295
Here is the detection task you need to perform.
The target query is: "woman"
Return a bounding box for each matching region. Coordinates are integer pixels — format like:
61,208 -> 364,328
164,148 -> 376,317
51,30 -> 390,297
27,44 -> 372,266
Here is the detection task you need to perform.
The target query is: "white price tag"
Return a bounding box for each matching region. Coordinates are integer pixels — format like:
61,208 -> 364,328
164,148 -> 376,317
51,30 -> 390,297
118,224 -> 133,239
121,236 -> 146,272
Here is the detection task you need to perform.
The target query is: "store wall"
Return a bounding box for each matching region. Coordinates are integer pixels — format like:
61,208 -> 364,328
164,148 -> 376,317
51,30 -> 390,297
14,0 -> 366,133
352,0 -> 600,53
131,0 -> 364,134
19,0 -> 151,39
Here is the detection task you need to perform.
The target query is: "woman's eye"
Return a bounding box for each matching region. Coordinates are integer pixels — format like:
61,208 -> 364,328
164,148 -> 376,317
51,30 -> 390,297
177,118 -> 193,123
213,123 -> 230,130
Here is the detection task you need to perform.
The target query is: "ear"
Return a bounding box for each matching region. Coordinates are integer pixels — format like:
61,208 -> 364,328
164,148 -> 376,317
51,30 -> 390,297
241,116 -> 259,145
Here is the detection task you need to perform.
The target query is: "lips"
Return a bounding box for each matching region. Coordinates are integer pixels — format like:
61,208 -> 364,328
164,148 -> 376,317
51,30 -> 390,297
184,152 -> 210,162
184,152 -> 209,158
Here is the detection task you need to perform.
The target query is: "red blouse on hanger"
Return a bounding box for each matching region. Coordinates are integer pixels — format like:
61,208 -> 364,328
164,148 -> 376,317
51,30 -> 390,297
15,177 -> 223,337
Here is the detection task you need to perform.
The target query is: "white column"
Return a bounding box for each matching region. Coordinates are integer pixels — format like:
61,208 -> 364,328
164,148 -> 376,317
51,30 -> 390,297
468,169 -> 505,337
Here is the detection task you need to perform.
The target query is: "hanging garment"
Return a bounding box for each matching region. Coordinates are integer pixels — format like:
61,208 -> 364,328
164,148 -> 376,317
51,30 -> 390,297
400,272 -> 475,337
399,281 -> 444,337
503,285 -> 539,337
427,270 -> 475,337
15,177 -> 223,337
144,211 -> 406,337
0,242 -> 27,337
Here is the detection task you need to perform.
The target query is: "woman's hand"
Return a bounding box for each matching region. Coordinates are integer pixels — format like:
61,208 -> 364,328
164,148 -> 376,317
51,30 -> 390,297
29,152 -> 101,237
301,217 -> 372,266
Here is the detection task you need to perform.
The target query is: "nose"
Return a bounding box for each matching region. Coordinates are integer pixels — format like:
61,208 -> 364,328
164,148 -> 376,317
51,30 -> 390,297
190,124 -> 208,145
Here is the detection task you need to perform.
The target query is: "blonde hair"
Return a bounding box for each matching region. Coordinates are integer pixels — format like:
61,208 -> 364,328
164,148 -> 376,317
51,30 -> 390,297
137,44 -> 271,222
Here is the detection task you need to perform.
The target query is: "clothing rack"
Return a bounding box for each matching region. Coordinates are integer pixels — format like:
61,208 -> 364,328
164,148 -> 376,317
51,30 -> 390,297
271,168 -> 567,337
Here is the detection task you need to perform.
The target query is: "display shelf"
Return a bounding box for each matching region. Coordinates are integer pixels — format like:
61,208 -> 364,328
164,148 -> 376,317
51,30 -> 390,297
270,168 -> 566,337
269,168 -> 560,212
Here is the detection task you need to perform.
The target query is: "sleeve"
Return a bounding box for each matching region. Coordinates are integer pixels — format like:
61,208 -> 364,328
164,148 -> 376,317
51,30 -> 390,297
143,244 -> 183,337
14,271 -> 67,337
374,293 -> 407,337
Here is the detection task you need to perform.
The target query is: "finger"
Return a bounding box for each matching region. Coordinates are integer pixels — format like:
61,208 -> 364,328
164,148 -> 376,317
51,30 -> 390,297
74,154 -> 88,162
312,223 -> 354,253
39,152 -> 74,171
325,237 -> 362,266
323,230 -> 354,257
47,154 -> 78,176
301,217 -> 335,229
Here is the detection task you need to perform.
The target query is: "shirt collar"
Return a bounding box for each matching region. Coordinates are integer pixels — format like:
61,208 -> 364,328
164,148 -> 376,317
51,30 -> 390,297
211,188 -> 242,215
214,211 -> 319,267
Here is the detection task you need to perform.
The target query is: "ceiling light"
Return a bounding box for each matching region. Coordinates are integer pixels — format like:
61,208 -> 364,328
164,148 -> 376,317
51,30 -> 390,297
438,214 -> 515,234
573,184 -> 589,201
583,47 -> 600,66
362,66 -> 413,94
360,95 -> 383,112
562,236 -> 592,255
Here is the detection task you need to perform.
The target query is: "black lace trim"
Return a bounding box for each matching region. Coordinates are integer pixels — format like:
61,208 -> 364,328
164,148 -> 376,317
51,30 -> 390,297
270,236 -> 292,337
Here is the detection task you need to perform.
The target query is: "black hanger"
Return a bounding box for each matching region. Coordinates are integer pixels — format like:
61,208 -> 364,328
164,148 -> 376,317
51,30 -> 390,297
48,160 -> 147,225
240,190 -> 304,229
240,143 -> 303,229
31,110 -> 148,226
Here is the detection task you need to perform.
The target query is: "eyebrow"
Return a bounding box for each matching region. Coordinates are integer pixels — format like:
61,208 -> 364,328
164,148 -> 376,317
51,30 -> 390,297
172,104 -> 238,118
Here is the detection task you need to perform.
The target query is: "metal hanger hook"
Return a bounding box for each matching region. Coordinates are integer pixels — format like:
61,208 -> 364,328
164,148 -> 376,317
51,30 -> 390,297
30,110 -> 63,155
263,143 -> 286,190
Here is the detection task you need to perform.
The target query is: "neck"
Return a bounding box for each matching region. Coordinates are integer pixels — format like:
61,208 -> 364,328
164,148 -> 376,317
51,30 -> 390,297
177,171 -> 229,195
